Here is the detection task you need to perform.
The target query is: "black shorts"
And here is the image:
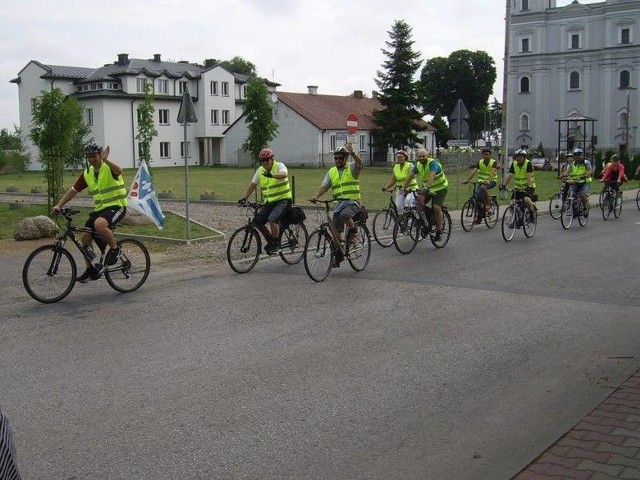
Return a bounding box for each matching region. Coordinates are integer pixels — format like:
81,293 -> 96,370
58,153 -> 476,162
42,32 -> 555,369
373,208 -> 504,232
85,206 -> 127,231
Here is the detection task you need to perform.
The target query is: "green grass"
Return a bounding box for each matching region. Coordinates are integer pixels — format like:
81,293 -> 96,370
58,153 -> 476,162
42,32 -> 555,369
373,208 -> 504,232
0,165 -> 569,210
0,203 -> 216,241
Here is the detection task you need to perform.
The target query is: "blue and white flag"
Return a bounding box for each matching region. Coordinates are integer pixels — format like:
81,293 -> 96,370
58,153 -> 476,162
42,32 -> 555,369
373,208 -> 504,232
127,162 -> 165,229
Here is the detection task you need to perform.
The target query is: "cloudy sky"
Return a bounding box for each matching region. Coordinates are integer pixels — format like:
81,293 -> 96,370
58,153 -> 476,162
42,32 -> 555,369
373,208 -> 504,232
1,0 -> 599,132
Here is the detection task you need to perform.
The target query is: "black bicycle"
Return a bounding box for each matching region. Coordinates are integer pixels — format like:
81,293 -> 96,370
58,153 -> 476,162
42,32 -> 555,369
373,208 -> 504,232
372,187 -> 401,248
22,208 -> 151,303
226,201 -> 308,274
392,202 -> 452,254
560,182 -> 590,230
599,181 -> 622,221
501,189 -> 537,242
303,199 -> 371,282
460,182 -> 499,231
548,179 -> 568,220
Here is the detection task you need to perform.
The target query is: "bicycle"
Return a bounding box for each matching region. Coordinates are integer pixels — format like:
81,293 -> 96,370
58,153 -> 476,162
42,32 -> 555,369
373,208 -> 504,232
560,182 -> 590,230
548,179 -> 569,220
501,189 -> 538,242
303,199 -> 371,282
637,182 -> 640,211
599,181 -> 622,221
226,200 -> 308,274
22,208 -> 150,304
392,199 -> 452,254
460,182 -> 499,231
372,187 -> 401,248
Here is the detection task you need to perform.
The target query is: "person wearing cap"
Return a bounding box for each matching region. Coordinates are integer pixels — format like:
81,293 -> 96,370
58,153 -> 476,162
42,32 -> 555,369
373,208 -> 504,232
310,142 -> 363,267
599,154 -> 627,196
403,148 -> 448,241
462,147 -> 500,222
382,149 -> 418,212
565,147 -> 593,210
500,148 -> 537,215
239,147 -> 292,255
52,142 -> 127,283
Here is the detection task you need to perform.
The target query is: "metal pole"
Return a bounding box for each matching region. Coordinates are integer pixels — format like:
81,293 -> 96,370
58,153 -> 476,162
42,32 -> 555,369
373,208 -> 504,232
184,121 -> 191,240
501,0 -> 511,180
626,88 -> 631,151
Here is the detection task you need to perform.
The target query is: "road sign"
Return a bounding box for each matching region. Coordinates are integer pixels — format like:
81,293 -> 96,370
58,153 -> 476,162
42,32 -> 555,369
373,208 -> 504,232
447,140 -> 470,147
346,113 -> 359,135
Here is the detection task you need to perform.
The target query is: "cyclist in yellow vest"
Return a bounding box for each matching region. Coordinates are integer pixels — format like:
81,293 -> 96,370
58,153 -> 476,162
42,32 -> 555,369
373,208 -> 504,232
403,148 -> 448,241
500,148 -> 537,215
382,149 -> 418,212
310,142 -> 363,267
565,147 -> 593,210
462,147 -> 500,221
52,141 -> 127,282
239,147 -> 292,255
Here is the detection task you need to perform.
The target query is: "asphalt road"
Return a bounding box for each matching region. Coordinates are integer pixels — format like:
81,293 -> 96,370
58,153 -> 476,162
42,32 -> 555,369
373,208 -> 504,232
1,208 -> 639,480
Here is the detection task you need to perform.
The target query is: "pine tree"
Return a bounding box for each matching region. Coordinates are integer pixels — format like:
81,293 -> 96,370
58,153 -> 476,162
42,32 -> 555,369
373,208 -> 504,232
372,20 -> 425,150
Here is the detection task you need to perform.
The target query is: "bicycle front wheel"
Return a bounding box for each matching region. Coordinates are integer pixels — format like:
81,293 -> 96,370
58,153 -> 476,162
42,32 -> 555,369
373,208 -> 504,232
22,244 -> 77,303
560,199 -> 574,230
303,229 -> 333,282
578,202 -> 589,227
431,209 -> 452,248
392,211 -> 419,254
279,223 -> 308,265
372,209 -> 395,247
613,193 -> 622,218
484,198 -> 499,229
227,226 -> 261,273
460,199 -> 477,232
601,193 -> 612,221
549,193 -> 562,220
636,189 -> 640,211
523,209 -> 537,238
105,239 -> 151,293
501,206 -> 517,242
346,224 -> 371,272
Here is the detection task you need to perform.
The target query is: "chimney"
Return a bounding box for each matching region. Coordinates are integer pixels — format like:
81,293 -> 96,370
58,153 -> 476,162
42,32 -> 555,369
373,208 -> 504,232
307,85 -> 318,95
353,90 -> 363,99
204,58 -> 216,68
153,54 -> 162,63
117,53 -> 130,66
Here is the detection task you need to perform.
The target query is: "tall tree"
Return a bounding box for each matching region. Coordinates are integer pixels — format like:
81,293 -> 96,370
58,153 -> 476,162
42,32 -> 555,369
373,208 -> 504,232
372,20 -> 425,150
242,77 -> 278,161
419,50 -> 497,140
0,128 -> 29,173
29,88 -> 88,211
219,56 -> 257,77
136,82 -> 158,167
430,114 -> 453,150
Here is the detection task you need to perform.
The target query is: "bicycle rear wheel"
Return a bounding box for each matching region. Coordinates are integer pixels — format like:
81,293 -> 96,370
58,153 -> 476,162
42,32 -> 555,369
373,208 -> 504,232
613,193 -> 622,218
22,244 -> 77,303
431,209 -> 452,248
105,239 -> 151,293
484,198 -> 499,229
636,189 -> 640,211
346,224 -> 371,271
501,206 -> 517,242
227,226 -> 261,273
393,211 -> 419,254
372,209 -> 395,247
279,223 -> 308,265
523,209 -> 537,238
460,199 -> 477,232
549,193 -> 562,220
560,199 -> 574,230
601,193 -> 612,221
303,229 -> 333,282
578,202 -> 589,227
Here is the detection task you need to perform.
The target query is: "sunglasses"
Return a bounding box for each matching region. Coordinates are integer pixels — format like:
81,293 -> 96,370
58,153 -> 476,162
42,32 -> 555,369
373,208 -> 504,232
260,157 -> 273,163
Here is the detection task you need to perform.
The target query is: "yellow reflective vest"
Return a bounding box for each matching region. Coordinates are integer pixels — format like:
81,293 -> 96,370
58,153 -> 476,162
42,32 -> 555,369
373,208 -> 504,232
258,161 -> 292,203
416,158 -> 448,192
394,162 -> 418,190
329,164 -> 361,200
84,163 -> 127,212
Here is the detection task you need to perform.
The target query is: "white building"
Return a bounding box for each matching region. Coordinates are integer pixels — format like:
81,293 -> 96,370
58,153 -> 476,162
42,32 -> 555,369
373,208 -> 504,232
12,53 -> 267,169
508,0 -> 640,156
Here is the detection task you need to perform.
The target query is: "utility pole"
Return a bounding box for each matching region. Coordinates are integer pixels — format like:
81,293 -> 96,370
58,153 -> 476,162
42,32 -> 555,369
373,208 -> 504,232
501,0 -> 511,179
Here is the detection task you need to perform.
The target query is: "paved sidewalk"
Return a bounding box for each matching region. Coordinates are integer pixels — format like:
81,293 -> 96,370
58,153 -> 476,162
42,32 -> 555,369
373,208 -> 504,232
514,369 -> 640,480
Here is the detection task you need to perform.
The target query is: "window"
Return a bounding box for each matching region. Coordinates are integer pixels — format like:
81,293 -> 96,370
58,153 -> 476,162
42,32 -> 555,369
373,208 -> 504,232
180,141 -> 191,158
620,26 -> 632,45
520,76 -> 530,93
158,79 -> 168,94
210,109 -> 219,125
160,142 -> 170,158
86,108 -> 93,126
107,82 -> 120,90
221,81 -> 229,96
222,110 -> 230,125
521,37 -> 530,53
179,81 -> 189,95
620,70 -> 631,89
330,135 -> 337,152
521,0 -> 529,11
136,78 -> 148,93
210,81 -> 218,95
569,71 -> 581,90
570,33 -> 581,49
520,113 -> 530,131
359,134 -> 366,152
90,83 -> 103,91
158,109 -> 169,125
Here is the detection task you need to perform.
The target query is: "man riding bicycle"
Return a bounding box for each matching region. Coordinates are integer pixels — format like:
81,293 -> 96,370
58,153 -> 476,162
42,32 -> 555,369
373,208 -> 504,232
382,149 -> 418,212
239,147 -> 292,255
599,154 -> 627,193
52,141 -> 127,282
565,147 -> 593,210
500,148 -> 537,218
462,147 -> 500,223
403,148 -> 448,241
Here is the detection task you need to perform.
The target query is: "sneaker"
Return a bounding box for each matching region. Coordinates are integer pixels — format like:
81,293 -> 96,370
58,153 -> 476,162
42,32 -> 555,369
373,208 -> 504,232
76,266 -> 101,283
473,218 -> 483,225
265,241 -> 280,255
347,230 -> 360,245
105,247 -> 121,266
433,231 -> 443,242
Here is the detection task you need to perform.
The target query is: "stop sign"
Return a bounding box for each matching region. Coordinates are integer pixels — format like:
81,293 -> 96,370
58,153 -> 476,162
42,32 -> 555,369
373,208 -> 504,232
346,113 -> 359,135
